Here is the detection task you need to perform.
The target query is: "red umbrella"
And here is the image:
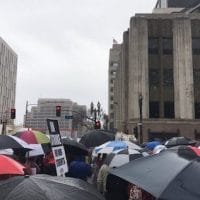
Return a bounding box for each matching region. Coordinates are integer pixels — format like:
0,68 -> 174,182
0,155 -> 24,175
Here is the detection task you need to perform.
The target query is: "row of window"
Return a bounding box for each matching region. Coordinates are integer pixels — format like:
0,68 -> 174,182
149,102 -> 200,119
149,38 -> 200,55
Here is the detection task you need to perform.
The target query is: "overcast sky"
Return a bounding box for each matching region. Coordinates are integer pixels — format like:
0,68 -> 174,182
0,0 -> 156,124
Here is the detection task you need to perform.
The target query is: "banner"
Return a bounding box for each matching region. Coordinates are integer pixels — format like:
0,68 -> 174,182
46,119 -> 68,176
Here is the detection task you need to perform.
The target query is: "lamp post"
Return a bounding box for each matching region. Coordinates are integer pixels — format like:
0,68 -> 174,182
90,101 -> 101,129
138,94 -> 143,144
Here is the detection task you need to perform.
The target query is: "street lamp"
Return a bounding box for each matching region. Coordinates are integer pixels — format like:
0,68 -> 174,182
138,94 -> 143,144
90,101 -> 101,129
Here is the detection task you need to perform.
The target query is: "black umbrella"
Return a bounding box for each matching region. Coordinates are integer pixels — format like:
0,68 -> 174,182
79,130 -> 115,148
110,151 -> 200,200
167,145 -> 200,160
0,174 -> 105,200
0,135 -> 31,151
62,138 -> 88,156
165,136 -> 196,147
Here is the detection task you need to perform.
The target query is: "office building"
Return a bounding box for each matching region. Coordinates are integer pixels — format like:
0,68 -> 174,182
0,37 -> 17,125
24,98 -> 87,138
110,0 -> 200,141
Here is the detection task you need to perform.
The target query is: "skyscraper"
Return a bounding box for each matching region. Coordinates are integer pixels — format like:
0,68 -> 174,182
0,37 -> 17,125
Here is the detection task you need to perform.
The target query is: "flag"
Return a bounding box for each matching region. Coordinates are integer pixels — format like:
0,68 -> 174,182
113,38 -> 118,44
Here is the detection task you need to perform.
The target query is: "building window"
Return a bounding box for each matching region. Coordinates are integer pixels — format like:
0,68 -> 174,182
149,69 -> 160,86
162,38 -> 173,55
149,101 -> 160,118
148,38 -> 159,54
194,69 -> 200,86
163,69 -> 173,86
192,38 -> 200,55
164,102 -> 174,118
195,103 -> 200,119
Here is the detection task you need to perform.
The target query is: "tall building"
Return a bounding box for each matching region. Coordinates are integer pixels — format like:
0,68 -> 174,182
110,1 -> 200,142
108,43 -> 121,130
24,98 -> 87,138
0,37 -> 17,125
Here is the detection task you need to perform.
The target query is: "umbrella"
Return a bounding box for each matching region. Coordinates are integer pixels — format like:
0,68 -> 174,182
14,130 -> 50,144
0,155 -> 24,175
0,135 -> 31,151
79,130 -> 115,148
153,145 -> 167,154
165,136 -> 196,147
167,145 -> 200,160
0,174 -> 105,200
62,138 -> 88,156
94,140 -> 141,155
110,150 -> 200,200
104,148 -> 145,168
145,141 -> 161,150
26,144 -> 51,157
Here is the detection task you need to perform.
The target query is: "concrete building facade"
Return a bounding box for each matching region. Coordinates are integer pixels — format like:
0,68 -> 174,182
0,37 -> 17,125
110,1 -> 200,142
108,43 -> 121,130
24,98 -> 87,138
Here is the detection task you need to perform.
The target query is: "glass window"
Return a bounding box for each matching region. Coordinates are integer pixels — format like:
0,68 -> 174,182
149,69 -> 160,86
162,38 -> 173,55
148,38 -> 159,54
164,102 -> 174,118
163,69 -> 173,86
195,103 -> 200,119
149,101 -> 160,118
192,38 -> 200,55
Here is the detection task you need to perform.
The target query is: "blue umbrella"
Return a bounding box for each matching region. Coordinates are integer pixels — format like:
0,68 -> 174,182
145,141 -> 161,151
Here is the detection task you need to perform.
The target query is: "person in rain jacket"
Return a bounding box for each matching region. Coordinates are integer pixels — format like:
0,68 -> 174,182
97,163 -> 110,195
67,156 -> 92,181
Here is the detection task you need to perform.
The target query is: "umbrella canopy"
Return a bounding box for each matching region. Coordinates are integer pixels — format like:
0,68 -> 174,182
0,135 -> 31,151
94,140 -> 141,155
26,143 -> 51,157
62,138 -> 88,156
145,141 -> 161,150
165,136 -> 196,147
167,145 -> 200,160
14,130 -> 50,144
79,130 -> 115,148
0,155 -> 24,175
0,174 -> 104,200
153,145 -> 167,154
111,151 -> 200,200
104,148 -> 145,168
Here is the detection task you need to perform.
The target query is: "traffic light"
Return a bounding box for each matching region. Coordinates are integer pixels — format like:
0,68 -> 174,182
56,106 -> 61,117
94,120 -> 101,129
11,108 -> 16,119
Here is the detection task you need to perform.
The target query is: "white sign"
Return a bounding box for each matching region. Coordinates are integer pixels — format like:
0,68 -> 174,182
52,146 -> 68,177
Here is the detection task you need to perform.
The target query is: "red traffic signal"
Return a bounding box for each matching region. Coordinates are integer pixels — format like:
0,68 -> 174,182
56,106 -> 61,117
95,120 -> 101,129
11,108 -> 16,119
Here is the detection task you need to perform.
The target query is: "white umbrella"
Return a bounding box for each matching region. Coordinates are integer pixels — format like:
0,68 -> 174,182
26,144 -> 45,157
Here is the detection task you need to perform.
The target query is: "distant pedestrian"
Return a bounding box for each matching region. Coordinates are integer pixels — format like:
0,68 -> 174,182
97,164 -> 110,194
67,156 -> 92,181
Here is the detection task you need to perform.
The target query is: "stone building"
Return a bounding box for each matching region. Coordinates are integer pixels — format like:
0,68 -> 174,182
24,98 -> 87,138
110,0 -> 200,142
108,43 -> 121,130
0,37 -> 17,125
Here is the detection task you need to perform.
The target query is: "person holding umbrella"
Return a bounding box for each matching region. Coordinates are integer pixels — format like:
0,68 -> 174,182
67,155 -> 92,182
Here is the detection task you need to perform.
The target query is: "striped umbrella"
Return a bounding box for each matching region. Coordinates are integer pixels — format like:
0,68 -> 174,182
14,130 -> 50,144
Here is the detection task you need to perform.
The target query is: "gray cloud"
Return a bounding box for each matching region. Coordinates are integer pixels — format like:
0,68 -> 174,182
0,0 -> 156,124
